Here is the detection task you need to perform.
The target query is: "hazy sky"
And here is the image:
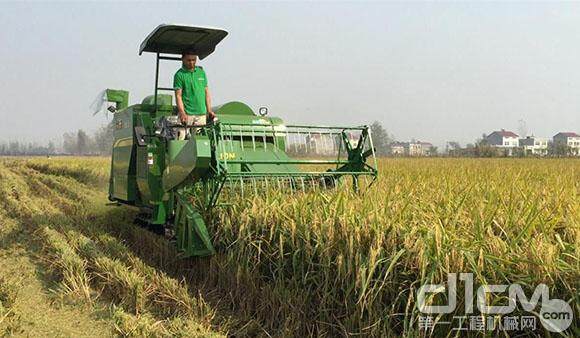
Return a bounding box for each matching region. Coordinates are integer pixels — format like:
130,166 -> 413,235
1,1 -> 579,148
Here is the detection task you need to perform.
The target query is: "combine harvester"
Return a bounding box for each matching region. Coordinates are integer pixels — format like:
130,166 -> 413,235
106,25 -> 377,257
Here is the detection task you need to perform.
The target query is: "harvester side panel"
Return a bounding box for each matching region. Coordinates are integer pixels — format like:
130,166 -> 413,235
110,109 -> 137,202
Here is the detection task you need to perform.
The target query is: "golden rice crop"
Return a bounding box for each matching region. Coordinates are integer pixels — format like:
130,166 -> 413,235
0,157 -> 578,337
209,158 -> 579,336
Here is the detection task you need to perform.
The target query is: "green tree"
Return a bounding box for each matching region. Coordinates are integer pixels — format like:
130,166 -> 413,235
47,141 -> 56,155
8,141 -> 20,155
63,132 -> 77,154
370,121 -> 393,156
93,122 -> 114,155
547,139 -> 576,157
76,130 -> 90,155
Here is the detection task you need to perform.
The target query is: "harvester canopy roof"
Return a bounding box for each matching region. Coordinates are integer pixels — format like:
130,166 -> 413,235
139,24 -> 228,59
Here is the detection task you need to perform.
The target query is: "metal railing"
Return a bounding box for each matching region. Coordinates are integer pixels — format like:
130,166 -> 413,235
211,122 -> 378,181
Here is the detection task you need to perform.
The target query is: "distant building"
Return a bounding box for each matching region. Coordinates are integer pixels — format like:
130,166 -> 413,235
485,129 -> 519,156
407,142 -> 422,156
553,132 -> 580,156
389,141 -> 434,156
519,136 -> 548,156
410,141 -> 433,156
390,142 -> 406,155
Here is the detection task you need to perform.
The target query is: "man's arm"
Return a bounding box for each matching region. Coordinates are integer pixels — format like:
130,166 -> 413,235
174,71 -> 187,123
175,89 -> 187,123
205,87 -> 215,120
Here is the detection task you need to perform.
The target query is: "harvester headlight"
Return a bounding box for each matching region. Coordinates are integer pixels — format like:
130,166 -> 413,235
258,106 -> 268,116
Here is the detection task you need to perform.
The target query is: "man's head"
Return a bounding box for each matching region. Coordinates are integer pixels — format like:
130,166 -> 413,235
182,51 -> 197,70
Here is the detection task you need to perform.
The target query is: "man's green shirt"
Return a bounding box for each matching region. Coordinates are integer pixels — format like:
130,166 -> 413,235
173,66 -> 208,116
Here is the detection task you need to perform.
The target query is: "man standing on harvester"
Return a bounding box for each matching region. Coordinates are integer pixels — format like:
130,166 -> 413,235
174,51 -> 216,139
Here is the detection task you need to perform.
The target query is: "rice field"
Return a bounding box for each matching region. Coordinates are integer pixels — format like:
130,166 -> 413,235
0,157 -> 578,337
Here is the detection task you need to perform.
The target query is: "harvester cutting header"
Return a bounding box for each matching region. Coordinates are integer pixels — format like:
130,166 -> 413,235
107,25 -> 377,257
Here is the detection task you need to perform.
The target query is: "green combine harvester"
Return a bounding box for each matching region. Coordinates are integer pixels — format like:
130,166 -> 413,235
107,25 -> 377,257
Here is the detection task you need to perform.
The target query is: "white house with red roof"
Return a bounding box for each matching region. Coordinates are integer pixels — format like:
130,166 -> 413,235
553,132 -> 580,155
485,129 -> 519,155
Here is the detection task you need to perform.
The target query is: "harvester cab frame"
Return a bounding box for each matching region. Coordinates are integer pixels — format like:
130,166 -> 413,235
139,25 -> 228,114
106,24 -> 378,257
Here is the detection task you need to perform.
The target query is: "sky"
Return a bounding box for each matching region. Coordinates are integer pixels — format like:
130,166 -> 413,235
0,1 -> 579,149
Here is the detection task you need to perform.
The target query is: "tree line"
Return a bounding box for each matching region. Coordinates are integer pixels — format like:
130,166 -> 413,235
0,121 -> 396,157
5,120 -> 570,158
0,123 -> 113,156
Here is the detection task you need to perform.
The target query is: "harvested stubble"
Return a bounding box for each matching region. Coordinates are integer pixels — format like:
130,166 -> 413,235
0,158 -> 223,337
